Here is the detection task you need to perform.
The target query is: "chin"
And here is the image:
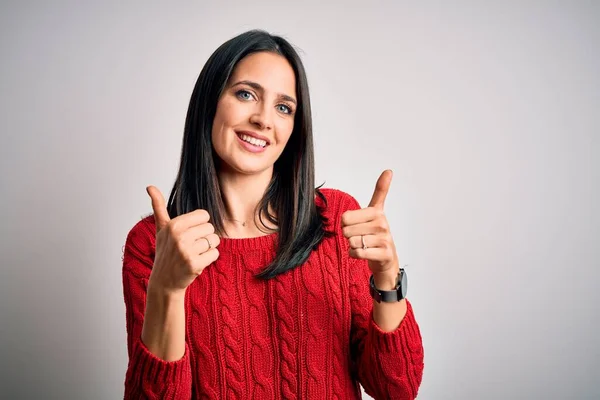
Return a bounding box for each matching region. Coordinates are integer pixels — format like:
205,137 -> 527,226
227,159 -> 274,176
215,144 -> 281,175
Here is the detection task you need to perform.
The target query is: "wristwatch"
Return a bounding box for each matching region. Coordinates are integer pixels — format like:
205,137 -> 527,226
369,268 -> 407,303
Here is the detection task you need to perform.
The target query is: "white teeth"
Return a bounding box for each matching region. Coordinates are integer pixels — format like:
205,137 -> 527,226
240,134 -> 267,148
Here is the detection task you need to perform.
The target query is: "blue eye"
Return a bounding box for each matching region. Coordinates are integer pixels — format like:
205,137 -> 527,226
236,90 -> 254,101
279,103 -> 297,115
277,104 -> 292,114
236,89 -> 294,115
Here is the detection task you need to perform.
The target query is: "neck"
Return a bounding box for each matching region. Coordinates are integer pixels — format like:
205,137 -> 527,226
217,166 -> 276,236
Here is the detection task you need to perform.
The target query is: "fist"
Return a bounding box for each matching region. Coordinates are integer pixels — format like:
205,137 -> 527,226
146,185 -> 220,295
341,170 -> 399,277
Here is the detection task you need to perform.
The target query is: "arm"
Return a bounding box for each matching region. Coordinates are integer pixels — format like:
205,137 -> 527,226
122,219 -> 192,399
372,272 -> 408,332
349,256 -> 425,400
338,187 -> 424,399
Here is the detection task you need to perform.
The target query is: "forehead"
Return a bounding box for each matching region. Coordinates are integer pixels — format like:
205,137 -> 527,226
229,52 -> 296,97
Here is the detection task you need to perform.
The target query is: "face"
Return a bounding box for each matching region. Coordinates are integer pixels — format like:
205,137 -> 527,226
211,51 -> 297,176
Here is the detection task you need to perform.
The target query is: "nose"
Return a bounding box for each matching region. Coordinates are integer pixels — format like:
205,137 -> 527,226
249,103 -> 273,131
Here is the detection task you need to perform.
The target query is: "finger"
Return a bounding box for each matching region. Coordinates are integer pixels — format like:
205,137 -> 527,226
181,222 -> 215,243
191,233 -> 221,254
348,247 -> 388,261
348,234 -> 385,250
368,169 -> 393,209
147,186 -> 170,232
341,207 -> 384,227
171,209 -> 211,231
191,247 -> 220,274
342,220 -> 389,239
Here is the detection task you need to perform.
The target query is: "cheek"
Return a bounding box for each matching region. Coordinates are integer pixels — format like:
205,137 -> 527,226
276,120 -> 294,145
211,116 -> 222,144
212,100 -> 236,140
218,98 -> 246,122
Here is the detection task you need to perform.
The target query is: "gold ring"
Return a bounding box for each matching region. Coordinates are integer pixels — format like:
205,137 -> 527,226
204,237 -> 212,249
361,235 -> 367,250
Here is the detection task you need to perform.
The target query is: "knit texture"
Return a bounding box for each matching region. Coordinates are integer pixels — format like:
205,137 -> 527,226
122,188 -> 424,399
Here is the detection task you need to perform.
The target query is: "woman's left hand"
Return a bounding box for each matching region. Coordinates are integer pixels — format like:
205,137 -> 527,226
341,170 -> 400,281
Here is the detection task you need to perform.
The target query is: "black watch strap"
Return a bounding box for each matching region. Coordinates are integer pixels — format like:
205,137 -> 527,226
369,268 -> 407,303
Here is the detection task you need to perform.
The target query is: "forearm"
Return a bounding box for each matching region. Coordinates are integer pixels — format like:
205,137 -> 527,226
351,269 -> 423,399
141,285 -> 187,361
372,272 -> 407,332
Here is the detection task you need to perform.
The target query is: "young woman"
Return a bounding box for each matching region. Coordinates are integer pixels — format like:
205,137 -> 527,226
122,29 -> 424,399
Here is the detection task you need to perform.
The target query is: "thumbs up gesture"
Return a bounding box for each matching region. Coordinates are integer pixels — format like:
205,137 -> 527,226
145,186 -> 221,296
341,170 -> 400,280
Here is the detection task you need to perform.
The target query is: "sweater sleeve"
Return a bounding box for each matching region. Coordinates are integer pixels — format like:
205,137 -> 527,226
340,194 -> 425,399
122,218 -> 193,399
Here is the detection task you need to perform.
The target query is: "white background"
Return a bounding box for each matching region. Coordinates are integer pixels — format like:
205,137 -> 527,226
1,1 -> 598,399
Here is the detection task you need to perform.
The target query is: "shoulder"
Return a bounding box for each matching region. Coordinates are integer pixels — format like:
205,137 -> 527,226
316,187 -> 362,214
315,188 -> 362,233
122,214 -> 157,272
126,214 -> 156,245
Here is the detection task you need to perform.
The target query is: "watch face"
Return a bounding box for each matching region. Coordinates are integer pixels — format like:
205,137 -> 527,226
400,270 -> 408,298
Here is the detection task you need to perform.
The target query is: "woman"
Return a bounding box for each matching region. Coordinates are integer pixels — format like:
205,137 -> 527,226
122,29 -> 424,399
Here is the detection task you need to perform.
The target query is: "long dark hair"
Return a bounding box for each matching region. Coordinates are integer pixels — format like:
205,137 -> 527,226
166,29 -> 332,279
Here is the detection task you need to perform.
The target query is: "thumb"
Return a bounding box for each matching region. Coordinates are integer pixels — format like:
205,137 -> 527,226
368,170 -> 393,209
146,185 -> 171,232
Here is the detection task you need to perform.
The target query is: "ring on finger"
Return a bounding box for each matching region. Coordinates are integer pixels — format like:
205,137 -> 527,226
203,236 -> 212,250
361,235 -> 368,250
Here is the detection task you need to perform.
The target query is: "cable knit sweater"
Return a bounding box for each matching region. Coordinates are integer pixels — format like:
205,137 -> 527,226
122,188 -> 424,399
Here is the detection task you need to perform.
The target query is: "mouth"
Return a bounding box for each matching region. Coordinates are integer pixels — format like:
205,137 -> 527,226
234,131 -> 270,153
235,130 -> 270,148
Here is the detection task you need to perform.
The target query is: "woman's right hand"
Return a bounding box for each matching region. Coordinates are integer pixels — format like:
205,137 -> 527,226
145,185 -> 220,296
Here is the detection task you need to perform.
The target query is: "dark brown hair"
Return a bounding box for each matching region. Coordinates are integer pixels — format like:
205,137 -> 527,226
166,29 -> 332,279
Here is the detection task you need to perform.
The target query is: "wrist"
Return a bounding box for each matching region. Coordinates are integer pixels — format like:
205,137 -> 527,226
147,282 -> 186,303
372,269 -> 399,290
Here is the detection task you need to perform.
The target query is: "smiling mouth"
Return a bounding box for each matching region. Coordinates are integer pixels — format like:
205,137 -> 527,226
237,132 -> 268,148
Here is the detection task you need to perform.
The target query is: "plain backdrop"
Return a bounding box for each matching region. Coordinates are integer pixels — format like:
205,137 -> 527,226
1,1 -> 598,399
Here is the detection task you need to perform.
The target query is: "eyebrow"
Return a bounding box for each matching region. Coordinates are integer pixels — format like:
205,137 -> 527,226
231,80 -> 297,106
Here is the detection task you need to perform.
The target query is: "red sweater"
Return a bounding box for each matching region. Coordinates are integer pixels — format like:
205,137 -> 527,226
122,188 -> 424,399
